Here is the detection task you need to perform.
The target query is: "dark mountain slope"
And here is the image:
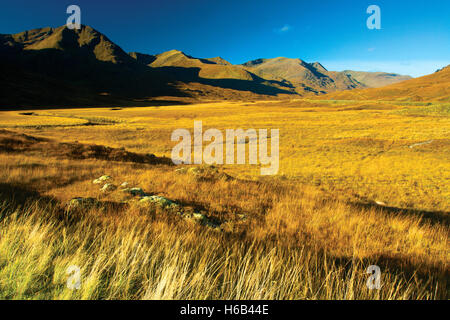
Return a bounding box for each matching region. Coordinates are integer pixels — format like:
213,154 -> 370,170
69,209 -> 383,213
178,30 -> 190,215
0,26 -> 184,108
130,49 -> 297,96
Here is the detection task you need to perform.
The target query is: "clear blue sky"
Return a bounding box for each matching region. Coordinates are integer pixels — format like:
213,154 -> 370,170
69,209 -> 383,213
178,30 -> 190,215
1,0 -> 449,77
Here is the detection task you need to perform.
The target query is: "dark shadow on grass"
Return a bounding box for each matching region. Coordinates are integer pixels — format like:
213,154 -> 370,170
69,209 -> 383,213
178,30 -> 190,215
0,182 -> 59,221
350,201 -> 450,228
0,129 -> 174,166
329,251 -> 448,299
153,66 -> 296,96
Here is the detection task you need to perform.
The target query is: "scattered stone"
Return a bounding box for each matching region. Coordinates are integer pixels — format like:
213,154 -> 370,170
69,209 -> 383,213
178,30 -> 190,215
174,167 -> 188,174
138,195 -> 220,229
67,197 -> 99,211
101,183 -> 117,192
85,174 -> 224,231
193,212 -> 207,221
204,220 -> 221,230
237,214 -> 247,220
188,213 -> 221,229
408,140 -> 434,149
122,187 -> 147,197
93,175 -> 112,184
140,195 -> 180,209
188,167 -> 203,175
375,200 -> 387,206
176,165 -> 232,181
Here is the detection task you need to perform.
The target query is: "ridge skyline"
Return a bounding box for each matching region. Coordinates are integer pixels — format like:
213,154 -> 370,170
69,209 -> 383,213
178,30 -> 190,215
2,0 -> 449,77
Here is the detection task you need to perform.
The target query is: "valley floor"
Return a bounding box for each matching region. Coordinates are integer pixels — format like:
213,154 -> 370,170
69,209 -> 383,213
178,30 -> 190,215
0,99 -> 448,299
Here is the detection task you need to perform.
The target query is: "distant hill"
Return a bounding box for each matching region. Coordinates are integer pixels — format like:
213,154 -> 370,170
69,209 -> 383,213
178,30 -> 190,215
129,49 -> 297,96
319,65 -> 450,102
146,50 -> 256,80
241,57 -> 364,94
137,52 -> 413,96
342,70 -> 412,88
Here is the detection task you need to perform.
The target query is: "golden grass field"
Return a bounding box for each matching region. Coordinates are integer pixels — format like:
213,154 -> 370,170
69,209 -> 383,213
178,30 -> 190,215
0,99 -> 448,299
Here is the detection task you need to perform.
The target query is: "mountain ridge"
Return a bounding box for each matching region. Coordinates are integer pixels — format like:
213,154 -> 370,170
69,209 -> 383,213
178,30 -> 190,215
1,24 -> 444,107
241,57 -> 364,94
0,25 -> 185,107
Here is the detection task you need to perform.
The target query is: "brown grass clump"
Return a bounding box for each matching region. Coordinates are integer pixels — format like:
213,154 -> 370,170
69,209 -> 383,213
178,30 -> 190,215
0,183 -> 447,300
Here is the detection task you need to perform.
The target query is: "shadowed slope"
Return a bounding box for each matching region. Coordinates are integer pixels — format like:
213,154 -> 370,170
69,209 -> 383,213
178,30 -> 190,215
0,26 -> 296,108
0,26 -> 184,108
130,50 -> 297,96
149,50 -> 255,80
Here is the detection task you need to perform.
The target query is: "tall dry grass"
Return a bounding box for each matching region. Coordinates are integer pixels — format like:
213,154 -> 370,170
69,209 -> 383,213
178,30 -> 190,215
0,198 -> 446,300
0,99 -> 448,300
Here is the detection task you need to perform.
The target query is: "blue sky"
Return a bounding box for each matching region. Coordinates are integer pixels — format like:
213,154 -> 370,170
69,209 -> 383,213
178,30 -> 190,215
1,0 -> 449,77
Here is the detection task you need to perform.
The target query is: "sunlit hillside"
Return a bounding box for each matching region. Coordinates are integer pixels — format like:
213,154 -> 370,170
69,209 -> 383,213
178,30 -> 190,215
320,66 -> 450,102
